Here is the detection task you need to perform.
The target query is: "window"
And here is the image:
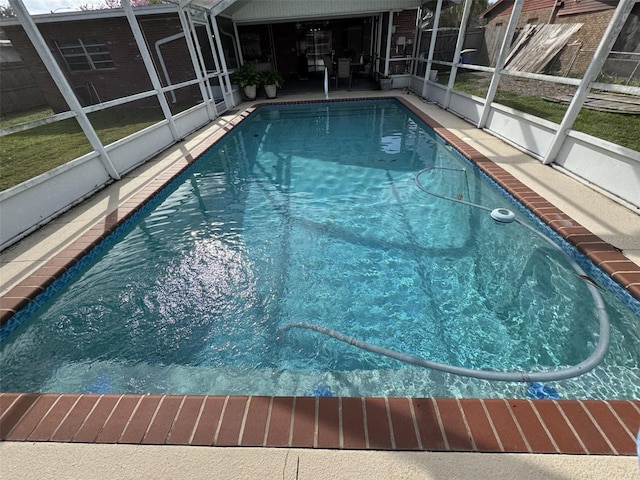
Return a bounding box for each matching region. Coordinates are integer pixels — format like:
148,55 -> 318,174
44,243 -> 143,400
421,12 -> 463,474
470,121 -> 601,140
55,39 -> 114,72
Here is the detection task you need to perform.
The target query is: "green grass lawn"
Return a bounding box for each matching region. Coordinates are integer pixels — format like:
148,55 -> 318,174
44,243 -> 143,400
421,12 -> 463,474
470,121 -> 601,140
0,106 -> 165,191
451,73 -> 640,152
1,90 -> 638,192
1,118 -> 92,191
490,92 -> 640,150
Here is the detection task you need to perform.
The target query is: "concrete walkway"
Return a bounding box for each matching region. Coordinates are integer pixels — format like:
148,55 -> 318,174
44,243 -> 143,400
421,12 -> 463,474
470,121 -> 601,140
1,443 -> 639,480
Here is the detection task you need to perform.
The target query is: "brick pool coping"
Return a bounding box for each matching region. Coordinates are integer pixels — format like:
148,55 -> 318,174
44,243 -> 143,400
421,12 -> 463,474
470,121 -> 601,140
1,393 -> 638,455
1,97 -> 639,454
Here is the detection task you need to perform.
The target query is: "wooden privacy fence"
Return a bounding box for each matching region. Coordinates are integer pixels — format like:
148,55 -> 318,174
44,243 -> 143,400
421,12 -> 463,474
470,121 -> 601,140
419,27 -> 485,64
0,62 -> 47,115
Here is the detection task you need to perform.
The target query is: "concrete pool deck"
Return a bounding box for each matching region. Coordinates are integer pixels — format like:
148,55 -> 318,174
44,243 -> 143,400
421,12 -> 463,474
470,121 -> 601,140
1,91 -> 639,479
1,443 -> 638,479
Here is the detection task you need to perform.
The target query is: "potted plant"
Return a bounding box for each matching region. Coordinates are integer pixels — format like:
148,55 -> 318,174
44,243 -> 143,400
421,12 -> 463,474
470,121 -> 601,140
379,74 -> 393,91
231,63 -> 259,100
259,69 -> 284,98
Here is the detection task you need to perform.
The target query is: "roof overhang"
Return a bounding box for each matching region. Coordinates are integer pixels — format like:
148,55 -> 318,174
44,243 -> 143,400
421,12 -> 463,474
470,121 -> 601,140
0,0 -> 431,27
0,4 -> 178,26
173,0 -> 424,24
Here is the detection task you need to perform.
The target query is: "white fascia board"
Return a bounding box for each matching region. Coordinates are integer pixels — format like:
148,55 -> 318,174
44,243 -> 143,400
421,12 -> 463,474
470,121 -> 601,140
229,0 -> 422,24
0,4 -> 178,26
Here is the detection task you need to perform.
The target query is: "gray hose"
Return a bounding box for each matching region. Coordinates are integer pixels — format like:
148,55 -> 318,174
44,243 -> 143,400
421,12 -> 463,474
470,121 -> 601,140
277,167 -> 611,383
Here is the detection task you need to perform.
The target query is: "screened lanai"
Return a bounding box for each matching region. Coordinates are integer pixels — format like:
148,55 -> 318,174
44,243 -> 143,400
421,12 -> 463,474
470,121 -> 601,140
0,0 -> 638,250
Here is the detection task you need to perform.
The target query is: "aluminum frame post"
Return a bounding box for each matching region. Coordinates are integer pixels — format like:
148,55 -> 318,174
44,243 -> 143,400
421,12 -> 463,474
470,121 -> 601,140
543,0 -> 636,165
421,0 -> 443,99
376,13 -> 383,75
443,0 -> 474,109
199,13 -> 223,117
210,14 -> 236,109
409,16 -> 420,76
8,0 -> 120,180
233,21 -> 244,65
121,0 -> 181,141
369,15 -> 376,58
414,10 -> 424,77
324,67 -> 329,99
477,0 -> 524,129
384,11 -> 394,77
179,7 -> 217,120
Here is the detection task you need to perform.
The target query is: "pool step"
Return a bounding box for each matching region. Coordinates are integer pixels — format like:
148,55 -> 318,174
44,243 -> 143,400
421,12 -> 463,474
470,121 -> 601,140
37,360 -> 640,400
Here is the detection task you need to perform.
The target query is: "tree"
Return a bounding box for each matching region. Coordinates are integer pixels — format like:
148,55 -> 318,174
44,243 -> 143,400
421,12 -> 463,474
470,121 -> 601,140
424,1 -> 489,29
0,5 -> 16,18
78,0 -> 163,10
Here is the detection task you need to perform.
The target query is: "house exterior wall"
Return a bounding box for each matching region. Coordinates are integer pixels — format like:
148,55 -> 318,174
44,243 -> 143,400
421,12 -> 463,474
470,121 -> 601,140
485,6 -> 555,29
391,9 -> 417,57
483,0 -> 618,75
3,13 -> 196,114
0,41 -> 47,114
483,0 -> 556,23
2,25 -> 68,112
554,9 -> 615,74
556,0 -> 617,17
515,6 -> 555,26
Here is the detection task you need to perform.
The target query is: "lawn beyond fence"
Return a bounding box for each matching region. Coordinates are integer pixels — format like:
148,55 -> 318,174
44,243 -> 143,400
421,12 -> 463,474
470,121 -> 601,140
1,90 -> 638,192
0,106 -> 165,191
452,72 -> 640,152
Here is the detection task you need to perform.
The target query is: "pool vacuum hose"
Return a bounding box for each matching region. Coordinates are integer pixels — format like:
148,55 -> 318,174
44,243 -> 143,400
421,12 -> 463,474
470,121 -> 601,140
278,168 -> 610,383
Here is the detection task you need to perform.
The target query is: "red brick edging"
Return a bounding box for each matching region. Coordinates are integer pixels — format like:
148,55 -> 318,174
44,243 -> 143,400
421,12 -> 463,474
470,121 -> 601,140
1,393 -> 639,455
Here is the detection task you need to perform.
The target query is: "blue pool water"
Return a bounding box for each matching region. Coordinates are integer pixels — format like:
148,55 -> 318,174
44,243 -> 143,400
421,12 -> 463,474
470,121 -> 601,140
2,100 -> 639,399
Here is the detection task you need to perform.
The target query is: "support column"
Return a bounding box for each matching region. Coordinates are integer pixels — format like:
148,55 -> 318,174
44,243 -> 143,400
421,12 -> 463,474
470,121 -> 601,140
9,0 -> 120,180
178,8 -> 217,120
443,0 -> 473,109
543,0 -> 635,164
384,11 -> 394,77
121,0 -> 180,141
199,13 -> 222,116
477,0 -> 524,129
409,17 -> 420,76
233,22 -> 244,65
375,13 -> 383,75
210,15 -> 236,109
421,0 -> 443,99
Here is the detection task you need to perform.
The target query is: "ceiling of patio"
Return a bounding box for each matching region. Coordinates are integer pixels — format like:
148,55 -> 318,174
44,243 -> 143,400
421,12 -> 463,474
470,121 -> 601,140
182,0 -> 424,23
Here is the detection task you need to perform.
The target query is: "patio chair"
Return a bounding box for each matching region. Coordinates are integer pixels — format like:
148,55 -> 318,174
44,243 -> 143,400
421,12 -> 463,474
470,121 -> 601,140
337,57 -> 352,90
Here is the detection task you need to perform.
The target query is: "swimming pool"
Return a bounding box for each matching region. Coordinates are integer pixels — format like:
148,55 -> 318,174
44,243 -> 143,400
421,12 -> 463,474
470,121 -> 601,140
1,99 -> 639,400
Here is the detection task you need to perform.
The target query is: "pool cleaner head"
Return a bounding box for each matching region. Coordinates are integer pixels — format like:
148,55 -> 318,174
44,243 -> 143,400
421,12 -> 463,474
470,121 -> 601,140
526,382 -> 560,400
491,208 -> 516,223
308,381 -> 334,397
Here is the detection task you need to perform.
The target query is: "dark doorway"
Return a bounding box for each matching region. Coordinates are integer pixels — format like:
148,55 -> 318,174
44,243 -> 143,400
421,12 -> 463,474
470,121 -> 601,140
237,17 -> 373,82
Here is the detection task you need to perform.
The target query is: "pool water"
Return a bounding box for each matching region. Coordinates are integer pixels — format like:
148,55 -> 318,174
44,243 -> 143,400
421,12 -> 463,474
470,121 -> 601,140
2,100 -> 639,399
